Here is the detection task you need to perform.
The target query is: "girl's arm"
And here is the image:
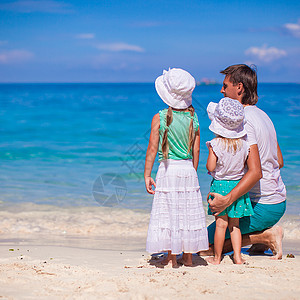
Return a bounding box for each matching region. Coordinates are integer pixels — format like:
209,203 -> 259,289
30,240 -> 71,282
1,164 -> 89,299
144,113 -> 160,194
206,145 -> 217,172
208,144 -> 262,215
192,128 -> 200,170
277,142 -> 284,169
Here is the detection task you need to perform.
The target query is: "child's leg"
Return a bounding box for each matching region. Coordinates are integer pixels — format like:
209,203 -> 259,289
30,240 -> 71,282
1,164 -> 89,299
161,250 -> 172,265
161,250 -> 178,267
170,253 -> 178,267
206,215 -> 228,264
228,217 -> 244,264
182,252 -> 193,266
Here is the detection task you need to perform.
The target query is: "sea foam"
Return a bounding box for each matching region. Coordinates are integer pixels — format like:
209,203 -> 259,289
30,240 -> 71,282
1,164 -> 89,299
0,203 -> 298,241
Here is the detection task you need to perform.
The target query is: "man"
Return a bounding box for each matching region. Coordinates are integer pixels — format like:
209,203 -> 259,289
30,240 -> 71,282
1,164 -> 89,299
205,64 -> 286,259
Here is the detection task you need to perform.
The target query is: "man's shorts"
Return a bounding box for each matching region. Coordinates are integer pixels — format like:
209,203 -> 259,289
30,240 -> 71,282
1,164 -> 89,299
207,200 -> 286,244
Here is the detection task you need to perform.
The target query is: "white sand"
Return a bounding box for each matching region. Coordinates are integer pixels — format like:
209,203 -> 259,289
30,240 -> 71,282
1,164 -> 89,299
0,204 -> 299,299
1,242 -> 299,300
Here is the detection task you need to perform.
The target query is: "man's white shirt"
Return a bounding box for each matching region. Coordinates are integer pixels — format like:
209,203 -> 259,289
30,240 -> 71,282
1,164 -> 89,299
244,105 -> 286,204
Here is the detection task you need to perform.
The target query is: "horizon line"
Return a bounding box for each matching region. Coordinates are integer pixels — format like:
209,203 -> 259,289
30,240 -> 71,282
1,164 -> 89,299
0,81 -> 299,85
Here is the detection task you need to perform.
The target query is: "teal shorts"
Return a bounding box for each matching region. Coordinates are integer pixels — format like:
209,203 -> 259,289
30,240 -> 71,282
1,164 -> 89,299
207,200 -> 286,244
208,179 -> 253,218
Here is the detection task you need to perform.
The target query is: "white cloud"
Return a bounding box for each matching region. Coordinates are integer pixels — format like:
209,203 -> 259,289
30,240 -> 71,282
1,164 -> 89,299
75,33 -> 95,39
283,20 -> 300,38
245,44 -> 286,63
96,43 -> 144,53
0,0 -> 73,14
0,50 -> 34,64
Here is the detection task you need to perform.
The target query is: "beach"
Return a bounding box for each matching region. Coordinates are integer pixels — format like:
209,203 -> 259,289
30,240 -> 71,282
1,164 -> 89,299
1,0 -> 300,297
1,245 -> 299,300
0,83 -> 299,298
0,204 -> 299,299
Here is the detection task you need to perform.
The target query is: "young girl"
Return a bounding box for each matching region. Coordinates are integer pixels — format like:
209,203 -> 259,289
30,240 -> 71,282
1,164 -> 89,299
206,97 -> 254,265
145,68 -> 209,268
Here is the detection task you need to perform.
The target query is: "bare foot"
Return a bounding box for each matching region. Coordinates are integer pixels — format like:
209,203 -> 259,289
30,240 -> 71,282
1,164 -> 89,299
229,253 -> 247,265
162,253 -> 179,268
206,256 -> 221,265
177,258 -> 191,266
233,255 -> 246,265
268,225 -> 283,260
179,259 -> 193,267
171,254 -> 179,268
181,253 -> 193,266
165,257 -> 178,268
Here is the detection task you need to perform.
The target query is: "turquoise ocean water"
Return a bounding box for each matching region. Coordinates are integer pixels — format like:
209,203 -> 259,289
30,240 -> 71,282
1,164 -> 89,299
0,83 -> 299,215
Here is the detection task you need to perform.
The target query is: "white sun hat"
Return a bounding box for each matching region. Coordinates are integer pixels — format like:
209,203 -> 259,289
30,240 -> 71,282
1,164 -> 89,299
207,97 -> 247,138
155,68 -> 196,109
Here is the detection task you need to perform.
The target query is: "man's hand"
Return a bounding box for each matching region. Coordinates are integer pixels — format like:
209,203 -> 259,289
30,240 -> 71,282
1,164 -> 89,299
145,176 -> 156,194
207,192 -> 232,216
207,144 -> 262,215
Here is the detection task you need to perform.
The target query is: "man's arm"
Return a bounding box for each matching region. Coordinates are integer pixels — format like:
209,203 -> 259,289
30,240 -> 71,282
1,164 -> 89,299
277,142 -> 284,169
207,144 -> 262,215
192,128 -> 200,170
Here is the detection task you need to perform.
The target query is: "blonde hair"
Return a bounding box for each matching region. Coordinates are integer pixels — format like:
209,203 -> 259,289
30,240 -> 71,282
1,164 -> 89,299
162,105 -> 195,159
215,136 -> 243,154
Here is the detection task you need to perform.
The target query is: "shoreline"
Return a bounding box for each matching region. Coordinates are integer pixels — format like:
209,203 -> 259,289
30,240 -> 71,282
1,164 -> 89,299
0,202 -> 299,240
0,202 -> 299,299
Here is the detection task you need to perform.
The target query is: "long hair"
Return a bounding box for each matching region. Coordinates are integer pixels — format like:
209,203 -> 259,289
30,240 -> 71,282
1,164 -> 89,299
187,105 -> 195,153
161,107 -> 173,159
161,105 -> 195,159
215,136 -> 243,154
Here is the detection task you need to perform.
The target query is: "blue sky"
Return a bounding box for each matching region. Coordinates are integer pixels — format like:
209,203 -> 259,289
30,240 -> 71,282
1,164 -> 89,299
0,0 -> 299,82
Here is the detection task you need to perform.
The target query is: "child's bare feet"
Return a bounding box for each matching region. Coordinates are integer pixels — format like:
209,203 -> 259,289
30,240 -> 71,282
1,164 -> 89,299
229,253 -> 248,265
181,253 -> 193,266
171,259 -> 178,268
206,256 -> 221,265
161,251 -> 178,268
170,253 -> 178,268
165,256 -> 178,268
233,254 -> 245,264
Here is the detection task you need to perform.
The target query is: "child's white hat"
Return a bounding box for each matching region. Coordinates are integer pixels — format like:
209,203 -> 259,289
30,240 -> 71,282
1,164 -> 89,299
207,97 -> 247,138
155,68 -> 196,109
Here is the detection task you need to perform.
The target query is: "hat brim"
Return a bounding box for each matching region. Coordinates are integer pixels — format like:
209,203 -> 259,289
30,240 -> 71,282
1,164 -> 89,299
209,119 -> 247,139
207,102 -> 217,121
155,75 -> 192,109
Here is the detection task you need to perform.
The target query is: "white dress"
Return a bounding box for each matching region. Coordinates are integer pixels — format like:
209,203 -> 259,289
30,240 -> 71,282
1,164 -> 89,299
146,159 -> 209,254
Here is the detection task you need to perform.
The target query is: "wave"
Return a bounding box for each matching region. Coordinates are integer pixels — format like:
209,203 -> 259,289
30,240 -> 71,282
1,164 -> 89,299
0,203 -> 298,241
278,215 -> 300,240
0,203 -> 149,238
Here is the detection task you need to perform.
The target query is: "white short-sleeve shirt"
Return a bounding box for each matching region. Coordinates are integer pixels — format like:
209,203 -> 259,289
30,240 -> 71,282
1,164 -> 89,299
206,138 -> 249,181
244,106 -> 286,204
